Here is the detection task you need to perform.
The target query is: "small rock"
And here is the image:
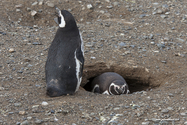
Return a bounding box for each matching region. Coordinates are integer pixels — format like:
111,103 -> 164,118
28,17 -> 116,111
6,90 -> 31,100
14,103 -> 22,107
0,31 -> 6,35
161,109 -> 169,113
32,1 -> 38,6
41,101 -> 48,106
139,14 -> 146,18
19,111 -> 26,115
106,5 -> 113,9
176,38 -> 185,42
180,112 -> 187,117
35,119 -> 43,124
160,14 -> 167,19
32,42 -> 40,45
168,93 -> 174,97
31,10 -> 37,17
113,2 -> 119,6
167,107 -> 173,110
0,87 -> 5,90
149,34 -> 154,39
24,58 -> 31,62
20,120 -> 29,125
87,4 -> 93,9
27,116 -> 32,120
32,105 -> 39,108
118,42 -> 126,47
16,9 -> 21,12
161,61 -> 167,64
157,44 -> 165,48
152,3 -> 159,6
9,48 -> 15,53
47,2 -> 55,7
90,57 -> 96,59
142,122 -> 149,125
26,8 -> 32,12
184,121 -> 187,125
150,42 -> 155,45
38,0 -> 44,5
105,0 -> 110,2
163,37 -> 169,41
157,9 -> 163,14
16,122 -> 21,125
15,4 -> 23,8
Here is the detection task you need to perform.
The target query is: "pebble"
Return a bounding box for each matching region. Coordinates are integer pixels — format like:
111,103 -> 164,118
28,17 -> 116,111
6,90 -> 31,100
87,4 -> 93,9
14,103 -> 22,107
176,38 -> 185,42
157,44 -> 165,48
15,4 -> 23,8
38,0 -> 44,5
27,116 -> 32,120
113,2 -> 119,6
160,14 -> 167,19
106,5 -> 113,9
184,121 -> 187,125
167,107 -> 173,110
161,109 -> 169,113
142,122 -> 149,125
19,111 -> 26,115
47,2 -> 55,8
0,87 -> 5,90
32,1 -> 38,6
157,9 -> 163,14
118,42 -> 126,47
90,57 -> 96,59
152,3 -> 159,6
41,101 -> 48,106
139,14 -> 146,18
163,37 -> 169,41
20,120 -> 29,125
35,119 -> 43,124
180,112 -> 187,117
9,48 -> 15,53
24,58 -> 31,62
31,10 -> 37,17
32,105 -> 39,108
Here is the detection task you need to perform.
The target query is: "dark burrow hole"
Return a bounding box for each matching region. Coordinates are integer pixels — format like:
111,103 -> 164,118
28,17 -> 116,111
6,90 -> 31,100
82,62 -> 158,94
83,76 -> 151,94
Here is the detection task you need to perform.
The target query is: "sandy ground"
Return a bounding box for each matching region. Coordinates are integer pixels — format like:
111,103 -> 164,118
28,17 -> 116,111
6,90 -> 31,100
0,0 -> 187,125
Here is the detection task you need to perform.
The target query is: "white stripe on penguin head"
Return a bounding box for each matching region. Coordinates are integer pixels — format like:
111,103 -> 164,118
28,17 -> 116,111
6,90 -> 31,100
59,11 -> 66,28
109,83 -> 120,95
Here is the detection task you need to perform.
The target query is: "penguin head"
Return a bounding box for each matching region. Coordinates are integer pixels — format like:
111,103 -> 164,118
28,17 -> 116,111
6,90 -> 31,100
109,80 -> 130,95
55,7 -> 77,29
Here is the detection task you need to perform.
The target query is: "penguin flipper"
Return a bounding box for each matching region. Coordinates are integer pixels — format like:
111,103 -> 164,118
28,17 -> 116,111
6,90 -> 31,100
75,45 -> 84,76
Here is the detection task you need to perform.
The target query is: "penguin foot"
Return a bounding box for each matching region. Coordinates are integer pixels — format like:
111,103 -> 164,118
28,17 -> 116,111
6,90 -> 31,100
47,86 -> 63,97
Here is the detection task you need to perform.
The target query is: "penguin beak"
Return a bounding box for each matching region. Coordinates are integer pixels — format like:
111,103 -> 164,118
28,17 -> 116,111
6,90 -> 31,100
118,88 -> 123,95
55,7 -> 61,17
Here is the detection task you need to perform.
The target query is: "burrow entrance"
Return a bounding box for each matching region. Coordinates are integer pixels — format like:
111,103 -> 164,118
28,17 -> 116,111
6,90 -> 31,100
81,62 -> 160,94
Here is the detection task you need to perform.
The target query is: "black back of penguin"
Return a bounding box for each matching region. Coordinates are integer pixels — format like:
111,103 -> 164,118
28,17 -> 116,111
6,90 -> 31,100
45,9 -> 84,97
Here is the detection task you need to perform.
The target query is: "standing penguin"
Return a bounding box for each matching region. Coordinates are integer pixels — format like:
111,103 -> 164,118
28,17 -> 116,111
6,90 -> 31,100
45,8 -> 84,97
91,72 -> 130,95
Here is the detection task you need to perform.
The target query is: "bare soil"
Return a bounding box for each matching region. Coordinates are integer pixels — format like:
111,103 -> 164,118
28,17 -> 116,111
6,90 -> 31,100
0,0 -> 187,125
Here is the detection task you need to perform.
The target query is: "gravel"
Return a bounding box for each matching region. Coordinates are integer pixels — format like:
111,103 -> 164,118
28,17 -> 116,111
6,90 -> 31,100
0,0 -> 187,124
